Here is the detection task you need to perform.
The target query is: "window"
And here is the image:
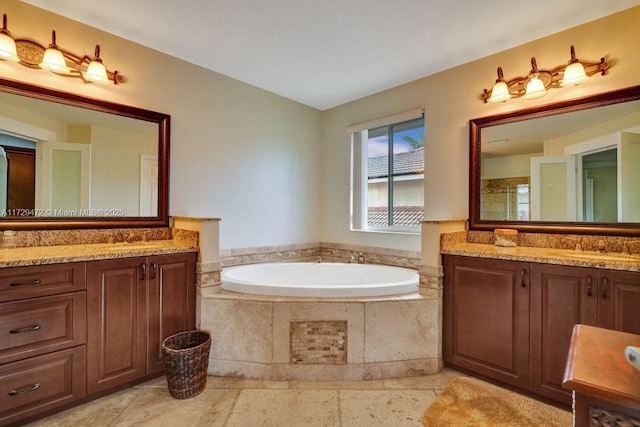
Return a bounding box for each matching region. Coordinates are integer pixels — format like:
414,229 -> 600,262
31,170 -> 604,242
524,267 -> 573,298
350,109 -> 424,232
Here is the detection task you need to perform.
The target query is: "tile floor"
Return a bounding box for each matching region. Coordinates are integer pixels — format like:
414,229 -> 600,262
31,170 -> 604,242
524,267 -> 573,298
26,369 -> 467,426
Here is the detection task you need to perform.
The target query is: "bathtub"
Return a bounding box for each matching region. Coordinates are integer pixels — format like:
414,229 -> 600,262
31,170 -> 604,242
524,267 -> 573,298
221,262 -> 419,297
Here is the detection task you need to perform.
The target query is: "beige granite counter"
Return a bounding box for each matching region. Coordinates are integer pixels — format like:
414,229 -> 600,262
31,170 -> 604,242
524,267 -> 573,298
441,242 -> 640,273
0,240 -> 197,268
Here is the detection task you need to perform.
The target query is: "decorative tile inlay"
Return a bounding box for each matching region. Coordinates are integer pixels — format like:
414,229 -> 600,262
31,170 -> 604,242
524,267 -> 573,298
290,321 -> 347,364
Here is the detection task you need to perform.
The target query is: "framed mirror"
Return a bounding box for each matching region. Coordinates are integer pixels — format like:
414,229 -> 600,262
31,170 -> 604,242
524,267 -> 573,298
470,85 -> 640,235
0,77 -> 169,230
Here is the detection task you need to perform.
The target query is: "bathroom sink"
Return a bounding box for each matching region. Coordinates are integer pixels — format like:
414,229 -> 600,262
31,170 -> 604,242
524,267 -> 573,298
562,252 -> 640,262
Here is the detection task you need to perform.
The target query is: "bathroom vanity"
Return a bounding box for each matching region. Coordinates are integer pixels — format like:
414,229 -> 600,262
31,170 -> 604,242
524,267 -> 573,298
442,245 -> 640,407
0,244 -> 196,426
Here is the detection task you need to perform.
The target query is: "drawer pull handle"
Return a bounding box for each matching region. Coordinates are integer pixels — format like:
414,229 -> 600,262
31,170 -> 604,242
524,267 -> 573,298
9,279 -> 42,287
587,275 -> 593,297
602,277 -> 608,299
9,383 -> 41,396
140,263 -> 146,280
520,269 -> 526,288
10,324 -> 41,334
151,262 -> 157,279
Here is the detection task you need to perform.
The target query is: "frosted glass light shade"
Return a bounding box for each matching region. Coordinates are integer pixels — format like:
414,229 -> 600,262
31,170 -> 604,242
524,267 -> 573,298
0,32 -> 19,62
524,76 -> 547,99
40,47 -> 69,73
85,60 -> 108,83
560,62 -> 589,86
488,81 -> 511,103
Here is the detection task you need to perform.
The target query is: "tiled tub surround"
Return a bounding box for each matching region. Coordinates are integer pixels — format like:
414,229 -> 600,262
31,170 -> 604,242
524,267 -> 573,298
219,242 -> 420,269
199,288 -> 439,381
198,242 -> 433,381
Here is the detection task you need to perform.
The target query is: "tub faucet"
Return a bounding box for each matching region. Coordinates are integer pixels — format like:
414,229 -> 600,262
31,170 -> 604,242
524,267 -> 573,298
317,256 -> 322,263
357,253 -> 365,264
349,255 -> 355,263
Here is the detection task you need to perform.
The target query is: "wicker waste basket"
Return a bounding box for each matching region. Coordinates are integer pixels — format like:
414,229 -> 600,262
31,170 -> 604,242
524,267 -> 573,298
162,330 -> 211,399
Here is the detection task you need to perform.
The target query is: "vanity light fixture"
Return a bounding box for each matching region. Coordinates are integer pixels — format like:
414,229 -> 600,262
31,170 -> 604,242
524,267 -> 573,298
39,30 -> 69,73
0,14 -> 124,84
486,67 -> 511,102
84,45 -> 109,83
560,45 -> 589,86
523,57 -> 548,99
482,45 -> 609,103
0,14 -> 19,62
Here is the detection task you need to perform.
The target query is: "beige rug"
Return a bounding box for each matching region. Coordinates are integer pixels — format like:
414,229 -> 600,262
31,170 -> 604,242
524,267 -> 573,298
422,377 -> 572,426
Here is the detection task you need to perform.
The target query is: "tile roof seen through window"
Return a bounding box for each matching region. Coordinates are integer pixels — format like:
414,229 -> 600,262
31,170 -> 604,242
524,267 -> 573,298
367,206 -> 424,227
368,147 -> 424,179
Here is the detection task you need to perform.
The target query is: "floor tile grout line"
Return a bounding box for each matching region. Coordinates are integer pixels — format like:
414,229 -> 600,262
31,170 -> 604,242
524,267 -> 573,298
221,388 -> 243,426
106,387 -> 146,426
336,389 -> 343,427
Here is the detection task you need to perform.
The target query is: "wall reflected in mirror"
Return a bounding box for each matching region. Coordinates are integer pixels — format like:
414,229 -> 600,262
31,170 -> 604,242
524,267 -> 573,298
0,90 -> 159,218
479,99 -> 640,224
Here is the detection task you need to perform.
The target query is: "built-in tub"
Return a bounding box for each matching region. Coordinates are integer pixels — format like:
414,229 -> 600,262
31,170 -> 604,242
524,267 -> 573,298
202,262 -> 437,381
221,262 -> 419,297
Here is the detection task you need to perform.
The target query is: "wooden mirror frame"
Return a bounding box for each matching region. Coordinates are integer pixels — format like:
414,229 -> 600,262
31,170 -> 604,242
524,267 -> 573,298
0,77 -> 170,230
469,84 -> 640,236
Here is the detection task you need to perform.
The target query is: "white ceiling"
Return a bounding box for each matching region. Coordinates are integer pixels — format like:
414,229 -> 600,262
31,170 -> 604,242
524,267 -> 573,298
21,0 -> 640,110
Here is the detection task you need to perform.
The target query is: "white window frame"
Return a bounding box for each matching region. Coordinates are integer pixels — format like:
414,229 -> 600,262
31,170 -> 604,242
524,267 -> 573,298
349,108 -> 424,234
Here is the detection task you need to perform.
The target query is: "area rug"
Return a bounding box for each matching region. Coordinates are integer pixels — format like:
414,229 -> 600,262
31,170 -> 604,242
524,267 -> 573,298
422,377 -> 572,426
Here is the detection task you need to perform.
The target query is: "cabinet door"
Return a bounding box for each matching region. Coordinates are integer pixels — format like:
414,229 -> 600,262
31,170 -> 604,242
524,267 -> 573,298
87,258 -> 147,394
597,269 -> 640,334
444,255 -> 530,389
530,263 -> 597,404
147,252 -> 197,374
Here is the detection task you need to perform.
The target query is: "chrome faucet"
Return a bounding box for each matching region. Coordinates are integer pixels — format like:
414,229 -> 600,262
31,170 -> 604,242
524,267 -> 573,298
357,253 -> 365,264
349,255 -> 355,263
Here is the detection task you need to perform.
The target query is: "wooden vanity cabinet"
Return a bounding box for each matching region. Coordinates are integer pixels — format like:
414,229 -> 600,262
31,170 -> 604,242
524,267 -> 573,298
87,252 -> 196,394
443,255 -> 531,390
444,254 -> 640,406
530,263 -> 597,404
597,269 -> 640,335
146,253 -> 198,374
0,262 -> 86,426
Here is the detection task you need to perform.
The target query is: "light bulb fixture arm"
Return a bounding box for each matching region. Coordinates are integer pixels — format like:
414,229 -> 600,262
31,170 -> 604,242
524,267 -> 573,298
0,14 -> 123,85
481,46 -> 609,103
14,38 -> 123,84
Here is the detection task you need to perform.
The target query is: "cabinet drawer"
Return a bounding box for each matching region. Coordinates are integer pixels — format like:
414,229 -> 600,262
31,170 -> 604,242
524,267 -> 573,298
0,263 -> 86,303
0,292 -> 86,365
0,346 -> 86,426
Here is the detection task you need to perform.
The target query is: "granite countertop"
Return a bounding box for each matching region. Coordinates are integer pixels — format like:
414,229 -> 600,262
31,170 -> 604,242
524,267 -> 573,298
0,240 -> 197,268
441,242 -> 640,273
